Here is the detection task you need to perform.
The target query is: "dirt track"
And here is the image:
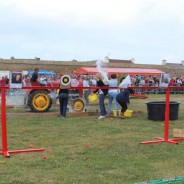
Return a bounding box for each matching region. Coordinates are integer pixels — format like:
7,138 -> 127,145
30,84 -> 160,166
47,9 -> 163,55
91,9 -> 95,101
5,110 -> 142,118
6,111 -> 98,118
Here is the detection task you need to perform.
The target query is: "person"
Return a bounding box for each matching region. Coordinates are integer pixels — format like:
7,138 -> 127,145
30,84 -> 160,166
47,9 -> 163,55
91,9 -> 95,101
58,85 -> 69,118
89,75 -> 97,86
5,75 -> 9,85
11,73 -> 22,83
71,74 -> 83,98
106,74 -> 119,117
82,75 -> 91,105
1,77 -> 6,86
25,75 -> 31,86
30,68 -> 39,83
15,74 -> 22,83
39,75 -> 47,86
116,88 -> 134,118
116,76 -> 133,118
93,73 -> 108,119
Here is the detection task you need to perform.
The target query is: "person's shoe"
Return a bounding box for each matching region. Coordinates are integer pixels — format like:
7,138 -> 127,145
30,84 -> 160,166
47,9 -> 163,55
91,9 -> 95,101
106,113 -> 110,117
98,116 -> 105,120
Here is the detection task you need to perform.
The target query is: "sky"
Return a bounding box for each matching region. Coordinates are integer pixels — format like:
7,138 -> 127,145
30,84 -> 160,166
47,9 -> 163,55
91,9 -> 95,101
0,0 -> 184,65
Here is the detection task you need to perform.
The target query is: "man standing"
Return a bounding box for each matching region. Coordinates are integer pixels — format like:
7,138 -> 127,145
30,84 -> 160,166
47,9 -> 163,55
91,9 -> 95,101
5,75 -> 9,85
30,68 -> 39,84
82,75 -> 91,105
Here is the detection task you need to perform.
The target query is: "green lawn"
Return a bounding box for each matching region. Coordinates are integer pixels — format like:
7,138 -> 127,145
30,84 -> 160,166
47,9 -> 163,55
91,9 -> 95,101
0,94 -> 184,184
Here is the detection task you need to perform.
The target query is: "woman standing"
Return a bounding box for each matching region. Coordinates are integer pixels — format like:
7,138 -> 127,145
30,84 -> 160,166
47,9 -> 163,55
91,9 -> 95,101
93,73 -> 108,119
107,74 -> 119,117
58,88 -> 69,118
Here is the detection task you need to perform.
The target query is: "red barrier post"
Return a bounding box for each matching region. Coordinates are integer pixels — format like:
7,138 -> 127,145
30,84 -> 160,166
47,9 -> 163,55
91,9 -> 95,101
0,87 -> 9,156
0,87 -> 44,157
141,87 -> 184,144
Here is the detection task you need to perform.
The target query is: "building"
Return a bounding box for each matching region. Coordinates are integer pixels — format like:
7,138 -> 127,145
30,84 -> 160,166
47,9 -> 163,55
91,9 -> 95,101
162,59 -> 184,66
103,56 -> 134,64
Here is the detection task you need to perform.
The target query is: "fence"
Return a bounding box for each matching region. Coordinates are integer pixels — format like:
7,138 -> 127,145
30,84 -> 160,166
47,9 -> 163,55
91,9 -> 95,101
1,86 -> 184,157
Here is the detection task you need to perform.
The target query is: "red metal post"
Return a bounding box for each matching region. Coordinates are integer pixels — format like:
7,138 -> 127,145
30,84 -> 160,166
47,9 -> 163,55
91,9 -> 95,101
141,87 -> 178,144
164,88 -> 170,141
0,87 -> 44,157
0,87 -> 9,156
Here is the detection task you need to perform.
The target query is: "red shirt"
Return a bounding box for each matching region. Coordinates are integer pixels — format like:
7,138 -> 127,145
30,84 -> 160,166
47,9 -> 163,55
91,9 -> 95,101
169,79 -> 175,86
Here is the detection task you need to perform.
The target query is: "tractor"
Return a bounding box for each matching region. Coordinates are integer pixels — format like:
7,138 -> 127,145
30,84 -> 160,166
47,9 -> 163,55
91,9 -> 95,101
24,73 -> 85,113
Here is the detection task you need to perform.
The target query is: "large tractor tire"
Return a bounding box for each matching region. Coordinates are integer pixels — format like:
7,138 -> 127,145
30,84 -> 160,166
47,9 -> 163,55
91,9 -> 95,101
29,90 -> 52,112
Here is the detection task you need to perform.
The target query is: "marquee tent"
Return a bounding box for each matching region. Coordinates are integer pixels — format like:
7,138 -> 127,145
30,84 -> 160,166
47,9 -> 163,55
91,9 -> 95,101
74,67 -> 164,76
28,70 -> 57,75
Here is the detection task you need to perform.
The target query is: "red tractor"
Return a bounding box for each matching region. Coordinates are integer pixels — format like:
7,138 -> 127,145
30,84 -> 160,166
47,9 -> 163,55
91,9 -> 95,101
24,74 -> 85,113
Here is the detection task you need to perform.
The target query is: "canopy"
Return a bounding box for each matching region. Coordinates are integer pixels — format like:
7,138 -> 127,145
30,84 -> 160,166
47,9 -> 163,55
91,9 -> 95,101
28,70 -> 57,75
74,67 -> 164,76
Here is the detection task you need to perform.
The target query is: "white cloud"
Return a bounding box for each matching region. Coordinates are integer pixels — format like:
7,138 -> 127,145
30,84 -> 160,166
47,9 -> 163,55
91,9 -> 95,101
0,0 -> 145,26
2,0 -> 184,28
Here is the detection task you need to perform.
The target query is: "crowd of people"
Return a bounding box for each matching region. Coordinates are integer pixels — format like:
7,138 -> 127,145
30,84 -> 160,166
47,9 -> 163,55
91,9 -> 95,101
22,69 -> 56,86
0,75 -> 9,86
69,73 -> 184,96
65,73 -> 134,119
67,73 -> 184,119
70,73 -> 184,89
1,70 -> 183,88
1,69 -> 184,120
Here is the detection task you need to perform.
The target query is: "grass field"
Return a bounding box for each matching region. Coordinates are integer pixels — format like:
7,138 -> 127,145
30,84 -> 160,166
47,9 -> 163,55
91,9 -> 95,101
0,94 -> 184,184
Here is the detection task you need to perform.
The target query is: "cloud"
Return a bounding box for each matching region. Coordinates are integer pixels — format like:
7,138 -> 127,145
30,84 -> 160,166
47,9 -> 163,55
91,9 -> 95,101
0,0 -> 145,26
1,0 -> 184,63
2,0 -> 184,28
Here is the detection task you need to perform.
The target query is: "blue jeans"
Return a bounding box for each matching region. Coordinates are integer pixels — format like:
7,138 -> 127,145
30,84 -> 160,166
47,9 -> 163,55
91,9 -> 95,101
99,94 -> 106,116
108,92 -> 119,115
84,89 -> 91,105
59,93 -> 69,117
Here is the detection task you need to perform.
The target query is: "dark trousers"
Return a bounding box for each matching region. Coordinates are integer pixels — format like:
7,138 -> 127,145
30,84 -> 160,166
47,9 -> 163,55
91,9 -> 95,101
99,94 -> 106,116
116,96 -> 127,113
59,93 -> 69,117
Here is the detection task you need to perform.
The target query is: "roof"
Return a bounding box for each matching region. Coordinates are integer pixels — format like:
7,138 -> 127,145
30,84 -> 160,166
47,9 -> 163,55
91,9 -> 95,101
28,70 -> 56,75
166,63 -> 182,66
74,67 -> 164,76
109,59 -> 133,64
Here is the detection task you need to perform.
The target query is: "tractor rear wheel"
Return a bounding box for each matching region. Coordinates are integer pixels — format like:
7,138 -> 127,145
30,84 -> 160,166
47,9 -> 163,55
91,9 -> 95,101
29,90 -> 52,112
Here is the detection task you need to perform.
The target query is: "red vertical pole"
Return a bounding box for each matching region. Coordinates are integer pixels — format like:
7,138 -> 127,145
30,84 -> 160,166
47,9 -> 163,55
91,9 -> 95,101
0,86 -> 45,157
164,88 -> 170,141
1,87 -> 9,157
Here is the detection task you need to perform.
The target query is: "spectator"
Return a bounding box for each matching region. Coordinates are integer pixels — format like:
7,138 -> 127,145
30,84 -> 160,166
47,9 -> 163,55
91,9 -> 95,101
106,74 -> 119,117
82,75 -> 91,105
5,75 -> 9,85
25,75 -> 31,86
39,75 -> 47,86
169,78 -> 175,86
93,73 -> 108,119
1,77 -> 6,86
